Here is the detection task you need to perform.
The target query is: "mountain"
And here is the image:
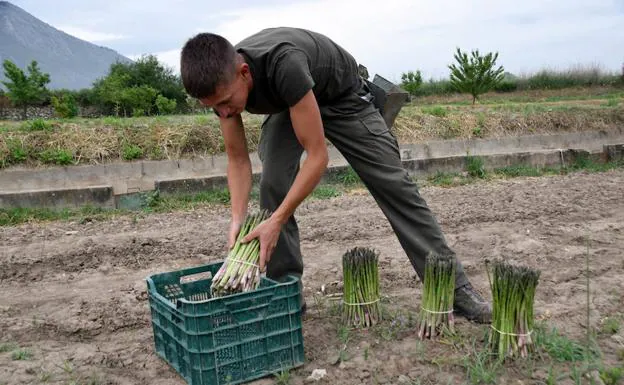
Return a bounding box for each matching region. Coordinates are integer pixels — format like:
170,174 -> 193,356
0,1 -> 132,90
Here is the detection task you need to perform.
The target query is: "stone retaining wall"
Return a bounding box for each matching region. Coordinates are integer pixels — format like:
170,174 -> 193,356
0,106 -> 102,120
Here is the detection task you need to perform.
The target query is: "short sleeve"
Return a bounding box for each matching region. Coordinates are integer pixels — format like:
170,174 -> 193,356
270,49 -> 315,107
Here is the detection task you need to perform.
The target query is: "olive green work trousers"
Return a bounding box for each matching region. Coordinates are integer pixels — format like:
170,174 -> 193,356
257,83 -> 469,289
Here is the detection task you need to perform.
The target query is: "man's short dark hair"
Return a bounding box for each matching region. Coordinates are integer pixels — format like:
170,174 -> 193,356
180,33 -> 237,99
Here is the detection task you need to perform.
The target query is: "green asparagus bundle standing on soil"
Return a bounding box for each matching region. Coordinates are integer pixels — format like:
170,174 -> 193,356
342,247 -> 382,328
210,209 -> 270,297
417,252 -> 457,339
486,260 -> 540,361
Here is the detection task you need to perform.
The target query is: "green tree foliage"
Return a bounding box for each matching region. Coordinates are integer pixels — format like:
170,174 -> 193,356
93,68 -> 130,115
2,59 -> 51,119
130,55 -> 186,105
92,55 -> 186,116
121,85 -> 159,116
155,94 -> 177,115
51,92 -> 79,118
401,70 -> 423,95
448,48 -> 505,104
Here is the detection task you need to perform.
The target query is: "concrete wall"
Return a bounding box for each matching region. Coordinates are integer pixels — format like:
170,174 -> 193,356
2,130 -> 622,196
0,186 -> 114,210
0,129 -> 622,211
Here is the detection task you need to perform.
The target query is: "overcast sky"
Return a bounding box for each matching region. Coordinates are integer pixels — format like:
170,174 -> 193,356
10,0 -> 624,82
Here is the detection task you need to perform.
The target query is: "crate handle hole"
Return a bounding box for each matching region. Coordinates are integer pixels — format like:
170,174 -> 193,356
180,271 -> 212,284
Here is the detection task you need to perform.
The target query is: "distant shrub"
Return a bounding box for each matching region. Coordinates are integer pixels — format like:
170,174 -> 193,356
22,118 -> 51,131
51,93 -> 78,118
494,81 -> 518,93
517,64 -> 620,90
401,70 -> 423,95
155,94 -> 177,115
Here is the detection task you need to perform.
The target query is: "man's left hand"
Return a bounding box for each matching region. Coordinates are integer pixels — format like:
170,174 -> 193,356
241,215 -> 283,272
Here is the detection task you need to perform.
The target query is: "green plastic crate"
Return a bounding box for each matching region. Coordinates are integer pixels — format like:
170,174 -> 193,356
146,262 -> 305,385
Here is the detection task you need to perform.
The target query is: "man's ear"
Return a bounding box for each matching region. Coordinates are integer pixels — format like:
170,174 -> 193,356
239,62 -> 250,79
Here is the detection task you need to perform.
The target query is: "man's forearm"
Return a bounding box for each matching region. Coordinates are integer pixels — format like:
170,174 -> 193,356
270,89 -> 330,225
227,155 -> 252,223
272,149 -> 328,225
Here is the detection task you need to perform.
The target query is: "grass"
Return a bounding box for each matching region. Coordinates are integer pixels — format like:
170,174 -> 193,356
38,370 -> 53,382
311,185 -> 341,199
2,86 -> 623,168
426,156 -> 624,188
273,369 -> 292,385
122,143 -> 143,160
0,342 -> 18,353
421,106 -> 448,117
600,316 -> 622,335
0,205 -> 116,226
600,366 -> 624,385
466,155 -> 486,178
2,156 -> 623,227
11,348 -> 33,360
463,341 -> 502,385
428,171 -> 463,187
533,323 -> 599,363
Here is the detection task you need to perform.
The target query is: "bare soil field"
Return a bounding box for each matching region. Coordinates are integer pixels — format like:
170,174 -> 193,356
1,169 -> 623,385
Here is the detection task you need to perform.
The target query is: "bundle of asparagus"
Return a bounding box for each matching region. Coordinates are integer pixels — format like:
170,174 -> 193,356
487,260 -> 540,360
342,247 -> 382,328
417,252 -> 457,339
210,209 -> 270,297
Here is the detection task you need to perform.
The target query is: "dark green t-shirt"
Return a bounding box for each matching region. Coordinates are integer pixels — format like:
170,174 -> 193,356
234,27 -> 362,115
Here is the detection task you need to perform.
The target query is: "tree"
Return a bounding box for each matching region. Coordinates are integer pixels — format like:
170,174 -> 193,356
92,68 -> 130,115
92,55 -> 187,115
155,94 -> 177,115
130,55 -> 186,106
448,48 -> 505,104
2,59 -> 51,119
401,70 -> 423,95
51,92 -> 79,118
120,85 -> 159,116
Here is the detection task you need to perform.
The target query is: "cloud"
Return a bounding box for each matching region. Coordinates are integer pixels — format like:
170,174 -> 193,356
128,49 -> 181,72
57,25 -> 127,43
208,0 -> 624,81
19,0 -> 621,81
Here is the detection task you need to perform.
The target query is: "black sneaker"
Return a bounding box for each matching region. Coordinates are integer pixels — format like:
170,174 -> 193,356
454,283 -> 492,323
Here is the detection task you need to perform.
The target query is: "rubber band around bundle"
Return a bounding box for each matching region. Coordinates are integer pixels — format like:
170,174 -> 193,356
226,257 -> 259,268
420,307 -> 454,314
342,298 -> 380,306
490,325 -> 533,337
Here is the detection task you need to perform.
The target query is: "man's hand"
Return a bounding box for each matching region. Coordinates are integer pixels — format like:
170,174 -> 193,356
241,215 -> 282,271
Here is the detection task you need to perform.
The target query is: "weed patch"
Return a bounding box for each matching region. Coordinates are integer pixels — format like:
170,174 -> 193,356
11,348 -> 33,360
534,324 -> 598,362
422,106 -> 448,117
466,156 -> 487,178
0,342 -> 18,353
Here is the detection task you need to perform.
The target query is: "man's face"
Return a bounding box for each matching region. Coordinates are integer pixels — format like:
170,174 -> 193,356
199,63 -> 251,118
